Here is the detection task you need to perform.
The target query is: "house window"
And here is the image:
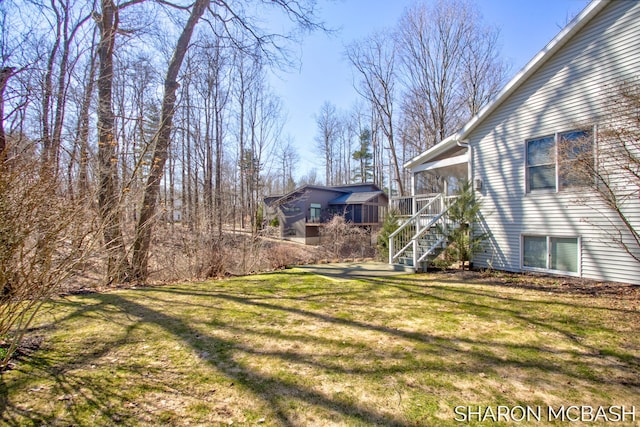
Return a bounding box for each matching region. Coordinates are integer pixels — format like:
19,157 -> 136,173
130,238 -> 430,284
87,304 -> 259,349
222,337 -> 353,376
558,129 -> 594,189
526,129 -> 593,193
309,203 -> 321,223
522,235 -> 579,274
527,135 -> 556,191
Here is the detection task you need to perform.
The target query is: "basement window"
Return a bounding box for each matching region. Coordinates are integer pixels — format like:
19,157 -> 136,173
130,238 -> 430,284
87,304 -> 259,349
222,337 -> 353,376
522,235 -> 579,275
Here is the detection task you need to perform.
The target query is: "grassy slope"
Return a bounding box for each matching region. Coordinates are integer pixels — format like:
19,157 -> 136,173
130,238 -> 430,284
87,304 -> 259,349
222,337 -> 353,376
1,270 -> 639,426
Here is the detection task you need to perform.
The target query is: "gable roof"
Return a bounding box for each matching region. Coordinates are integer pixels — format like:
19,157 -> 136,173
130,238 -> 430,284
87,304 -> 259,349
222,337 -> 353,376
404,0 -> 608,171
264,183 -> 385,206
329,191 -> 387,205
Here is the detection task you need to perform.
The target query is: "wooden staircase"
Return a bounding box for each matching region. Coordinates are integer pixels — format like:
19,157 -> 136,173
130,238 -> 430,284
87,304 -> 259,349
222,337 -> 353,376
389,194 -> 454,272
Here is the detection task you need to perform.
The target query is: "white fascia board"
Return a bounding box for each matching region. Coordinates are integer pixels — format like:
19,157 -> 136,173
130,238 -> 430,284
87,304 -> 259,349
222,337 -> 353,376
456,0 -> 607,140
411,153 -> 469,174
404,134 -> 460,171
404,0 -> 606,173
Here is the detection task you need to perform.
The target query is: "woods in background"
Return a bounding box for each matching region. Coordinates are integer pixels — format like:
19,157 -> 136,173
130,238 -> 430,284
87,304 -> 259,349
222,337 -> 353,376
0,0 -> 322,285
0,0 -> 509,287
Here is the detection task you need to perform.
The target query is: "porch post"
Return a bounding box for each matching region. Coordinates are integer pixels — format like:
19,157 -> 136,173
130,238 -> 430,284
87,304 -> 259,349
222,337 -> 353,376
443,178 -> 449,211
413,171 -> 419,270
411,172 -> 417,215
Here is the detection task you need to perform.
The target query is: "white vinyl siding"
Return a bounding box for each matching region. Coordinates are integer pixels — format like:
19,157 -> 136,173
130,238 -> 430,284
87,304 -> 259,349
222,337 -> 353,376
469,1 -> 640,284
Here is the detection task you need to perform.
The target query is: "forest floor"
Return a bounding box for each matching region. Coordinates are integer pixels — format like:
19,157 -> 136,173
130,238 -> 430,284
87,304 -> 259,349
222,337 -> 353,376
2,268 -> 639,426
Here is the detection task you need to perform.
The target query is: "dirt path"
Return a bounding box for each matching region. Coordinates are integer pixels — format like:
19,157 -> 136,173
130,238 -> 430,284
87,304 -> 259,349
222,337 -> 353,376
293,261 -> 410,280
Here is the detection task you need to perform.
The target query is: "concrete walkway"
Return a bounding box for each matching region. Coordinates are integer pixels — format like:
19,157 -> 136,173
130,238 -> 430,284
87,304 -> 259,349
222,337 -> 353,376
293,261 -> 410,280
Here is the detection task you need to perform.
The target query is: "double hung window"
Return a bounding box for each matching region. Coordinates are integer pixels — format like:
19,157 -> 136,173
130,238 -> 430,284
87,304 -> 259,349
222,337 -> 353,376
526,129 -> 593,193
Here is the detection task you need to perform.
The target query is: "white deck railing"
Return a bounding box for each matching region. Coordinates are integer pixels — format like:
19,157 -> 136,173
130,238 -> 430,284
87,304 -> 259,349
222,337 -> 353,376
388,194 -> 457,271
390,193 -> 440,217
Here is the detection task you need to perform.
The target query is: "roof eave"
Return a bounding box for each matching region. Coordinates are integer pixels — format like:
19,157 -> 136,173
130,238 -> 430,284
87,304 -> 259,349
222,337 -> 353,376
404,0 -> 608,171
404,134 -> 460,170
458,0 -> 607,140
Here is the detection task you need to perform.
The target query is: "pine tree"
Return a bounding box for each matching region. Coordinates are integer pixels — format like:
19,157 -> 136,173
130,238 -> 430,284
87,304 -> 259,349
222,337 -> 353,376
439,180 -> 489,270
352,128 -> 373,183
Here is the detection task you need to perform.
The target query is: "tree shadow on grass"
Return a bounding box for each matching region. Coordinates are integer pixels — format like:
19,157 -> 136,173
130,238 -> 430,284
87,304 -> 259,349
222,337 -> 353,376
1,291 -> 413,427
163,284 -> 640,386
134,273 -> 640,383
360,275 -> 640,380
0,312 -> 146,425
2,272 -> 639,425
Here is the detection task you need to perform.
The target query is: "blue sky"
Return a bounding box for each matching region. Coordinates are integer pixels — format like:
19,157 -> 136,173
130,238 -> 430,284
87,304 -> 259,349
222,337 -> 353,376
268,0 -> 591,179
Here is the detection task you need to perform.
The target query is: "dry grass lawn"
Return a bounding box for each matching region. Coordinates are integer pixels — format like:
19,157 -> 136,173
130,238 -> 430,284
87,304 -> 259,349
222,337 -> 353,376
1,269 -> 639,426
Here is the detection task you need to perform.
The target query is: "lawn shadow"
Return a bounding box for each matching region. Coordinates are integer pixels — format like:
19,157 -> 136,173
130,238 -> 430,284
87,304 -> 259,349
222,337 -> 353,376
2,270 -> 639,425
0,305 -> 147,426
150,280 -> 640,389
359,274 -> 640,383
2,289 -> 413,426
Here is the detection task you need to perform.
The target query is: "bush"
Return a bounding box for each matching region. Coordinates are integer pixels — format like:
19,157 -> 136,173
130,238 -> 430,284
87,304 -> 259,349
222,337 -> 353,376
438,180 -> 489,270
0,155 -> 95,369
320,215 -> 372,259
376,209 -> 400,261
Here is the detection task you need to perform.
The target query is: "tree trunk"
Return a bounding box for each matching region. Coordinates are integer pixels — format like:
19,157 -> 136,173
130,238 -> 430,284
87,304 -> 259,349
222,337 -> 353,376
73,33 -> 98,199
130,0 -> 210,281
96,0 -> 131,284
0,67 -> 15,162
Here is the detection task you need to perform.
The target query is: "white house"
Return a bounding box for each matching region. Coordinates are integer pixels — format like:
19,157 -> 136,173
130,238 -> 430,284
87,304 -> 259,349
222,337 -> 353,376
396,0 -> 640,285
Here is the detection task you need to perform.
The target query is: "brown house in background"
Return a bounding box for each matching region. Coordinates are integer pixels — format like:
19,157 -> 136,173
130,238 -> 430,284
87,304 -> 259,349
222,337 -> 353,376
264,183 -> 389,245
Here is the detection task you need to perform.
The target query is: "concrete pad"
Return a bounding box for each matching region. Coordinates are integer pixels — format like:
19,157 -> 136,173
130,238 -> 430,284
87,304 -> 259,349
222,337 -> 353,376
293,261 -> 410,280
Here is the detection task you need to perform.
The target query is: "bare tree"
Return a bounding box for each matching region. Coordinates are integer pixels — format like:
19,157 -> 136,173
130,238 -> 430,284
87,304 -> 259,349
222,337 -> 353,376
346,31 -> 404,195
130,0 -> 210,281
397,0 -> 470,147
95,0 -> 137,284
461,22 -> 507,116
245,74 -> 284,234
1,0 -> 324,285
396,0 -> 506,150
68,29 -> 98,199
0,67 -> 14,160
315,101 -> 340,186
278,137 -> 299,193
561,79 -> 640,264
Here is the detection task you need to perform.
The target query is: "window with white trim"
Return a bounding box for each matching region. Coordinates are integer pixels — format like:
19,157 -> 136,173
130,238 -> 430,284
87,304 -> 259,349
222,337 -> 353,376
526,129 -> 593,193
522,235 -> 579,274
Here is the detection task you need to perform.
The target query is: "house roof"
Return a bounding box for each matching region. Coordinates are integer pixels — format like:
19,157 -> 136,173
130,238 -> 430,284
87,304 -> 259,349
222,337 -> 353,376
329,191 -> 386,205
264,183 -> 385,206
404,0 -> 608,171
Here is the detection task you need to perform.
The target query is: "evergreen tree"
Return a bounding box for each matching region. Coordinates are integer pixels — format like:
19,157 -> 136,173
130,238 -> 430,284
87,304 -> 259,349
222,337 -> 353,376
377,209 -> 400,261
352,128 -> 373,183
439,180 -> 489,270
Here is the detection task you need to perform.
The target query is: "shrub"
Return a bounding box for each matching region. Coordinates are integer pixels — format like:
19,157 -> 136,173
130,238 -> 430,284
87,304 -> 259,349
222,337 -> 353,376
320,215 -> 371,259
376,209 -> 400,261
0,154 -> 95,369
438,180 -> 489,270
